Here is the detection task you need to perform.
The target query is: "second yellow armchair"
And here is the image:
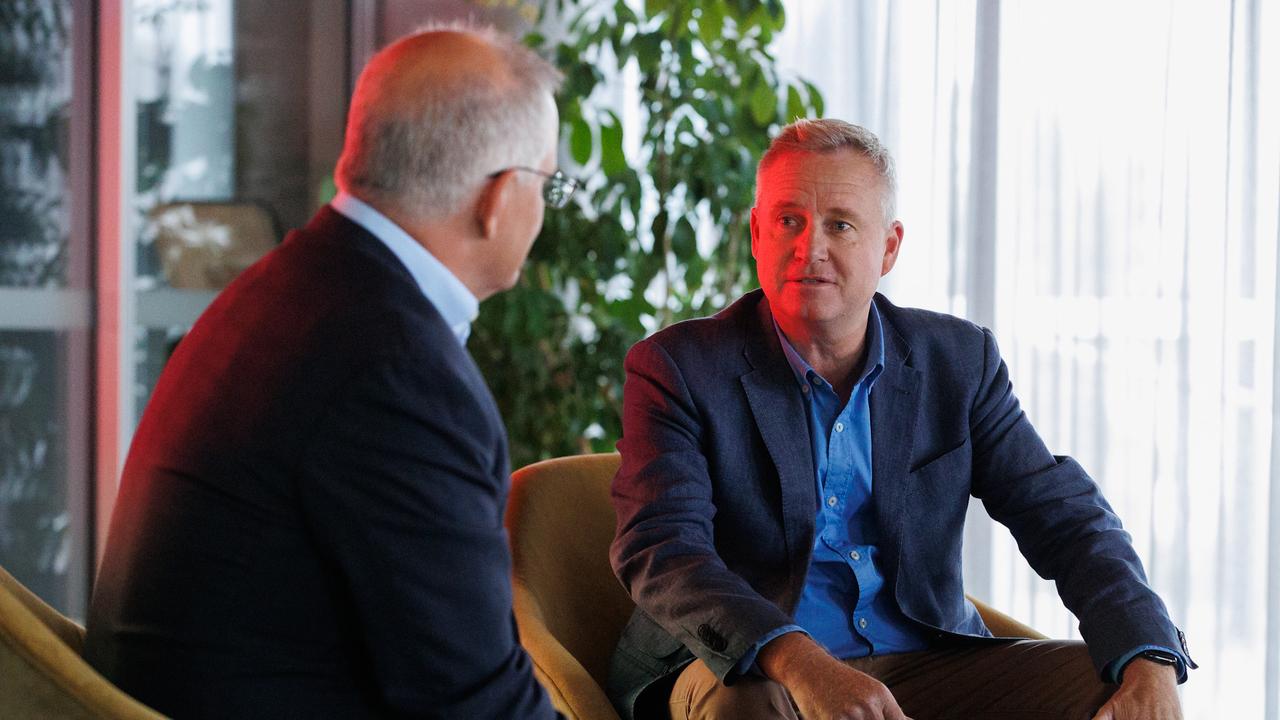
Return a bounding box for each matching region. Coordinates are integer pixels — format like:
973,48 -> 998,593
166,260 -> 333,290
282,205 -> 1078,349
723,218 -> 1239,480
506,452 -> 1045,720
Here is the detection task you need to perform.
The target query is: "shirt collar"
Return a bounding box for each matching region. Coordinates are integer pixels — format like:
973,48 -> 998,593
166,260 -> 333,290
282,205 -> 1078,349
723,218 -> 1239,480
773,300 -> 886,392
330,191 -> 479,344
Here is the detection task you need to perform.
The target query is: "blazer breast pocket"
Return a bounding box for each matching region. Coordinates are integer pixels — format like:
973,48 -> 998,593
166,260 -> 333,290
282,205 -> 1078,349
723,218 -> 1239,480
908,437 -> 971,478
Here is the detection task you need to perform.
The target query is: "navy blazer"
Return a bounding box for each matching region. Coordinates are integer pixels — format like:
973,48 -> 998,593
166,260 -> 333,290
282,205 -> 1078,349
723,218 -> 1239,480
85,208 -> 558,719
607,289 -> 1182,718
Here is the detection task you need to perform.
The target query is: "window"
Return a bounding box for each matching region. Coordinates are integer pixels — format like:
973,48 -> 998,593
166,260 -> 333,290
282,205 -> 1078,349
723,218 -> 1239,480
0,0 -> 93,619
778,1 -> 1280,716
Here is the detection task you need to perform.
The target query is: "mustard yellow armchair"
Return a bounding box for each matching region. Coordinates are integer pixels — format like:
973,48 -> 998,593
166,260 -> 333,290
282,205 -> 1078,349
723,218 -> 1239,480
0,564 -> 165,719
507,452 -> 1045,720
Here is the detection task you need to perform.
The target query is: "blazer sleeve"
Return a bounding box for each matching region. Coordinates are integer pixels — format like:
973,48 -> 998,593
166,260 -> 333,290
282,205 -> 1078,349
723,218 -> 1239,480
611,337 -> 795,682
296,348 -> 559,719
966,327 -> 1185,674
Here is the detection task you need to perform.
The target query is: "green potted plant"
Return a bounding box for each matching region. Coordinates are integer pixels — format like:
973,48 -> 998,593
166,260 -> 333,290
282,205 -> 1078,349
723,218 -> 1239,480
469,0 -> 824,467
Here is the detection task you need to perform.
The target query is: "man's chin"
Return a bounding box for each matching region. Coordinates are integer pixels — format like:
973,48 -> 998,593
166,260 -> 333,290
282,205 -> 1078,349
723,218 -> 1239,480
780,281 -> 842,302
775,303 -> 829,323
776,292 -> 836,315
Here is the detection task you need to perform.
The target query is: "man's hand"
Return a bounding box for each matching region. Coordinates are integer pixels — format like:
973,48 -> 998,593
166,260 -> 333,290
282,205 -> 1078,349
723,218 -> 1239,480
1091,658 -> 1182,720
757,632 -> 912,720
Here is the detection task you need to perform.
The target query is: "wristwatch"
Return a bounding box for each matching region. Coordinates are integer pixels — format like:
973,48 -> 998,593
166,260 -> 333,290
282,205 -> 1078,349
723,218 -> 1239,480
1131,649 -> 1180,671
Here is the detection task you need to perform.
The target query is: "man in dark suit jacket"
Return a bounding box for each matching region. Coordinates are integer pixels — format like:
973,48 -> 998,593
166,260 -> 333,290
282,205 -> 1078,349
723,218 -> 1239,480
85,25 -> 573,719
608,120 -> 1192,720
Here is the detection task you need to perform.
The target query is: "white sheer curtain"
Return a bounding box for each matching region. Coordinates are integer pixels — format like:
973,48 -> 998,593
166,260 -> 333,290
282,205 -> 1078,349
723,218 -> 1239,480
777,2 -> 1280,717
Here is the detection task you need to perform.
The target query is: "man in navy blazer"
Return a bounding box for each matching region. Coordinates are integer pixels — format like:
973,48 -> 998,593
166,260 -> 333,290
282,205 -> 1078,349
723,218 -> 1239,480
609,120 -> 1191,719
85,26 -> 572,719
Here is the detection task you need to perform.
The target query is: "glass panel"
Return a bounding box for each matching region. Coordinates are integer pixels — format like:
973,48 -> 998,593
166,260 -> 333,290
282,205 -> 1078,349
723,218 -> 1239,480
132,0 -> 236,289
131,0 -> 235,421
0,0 -> 91,618
129,0 -> 349,420
0,331 -> 90,617
0,1 -> 72,288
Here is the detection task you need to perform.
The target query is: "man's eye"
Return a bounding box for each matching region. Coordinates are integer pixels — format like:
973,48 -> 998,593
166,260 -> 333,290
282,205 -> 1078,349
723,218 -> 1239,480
779,215 -> 800,227
831,221 -> 853,232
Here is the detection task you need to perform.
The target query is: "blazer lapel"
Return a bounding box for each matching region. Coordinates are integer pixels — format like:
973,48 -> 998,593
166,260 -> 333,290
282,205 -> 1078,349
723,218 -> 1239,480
870,304 -> 922,554
740,297 -> 816,583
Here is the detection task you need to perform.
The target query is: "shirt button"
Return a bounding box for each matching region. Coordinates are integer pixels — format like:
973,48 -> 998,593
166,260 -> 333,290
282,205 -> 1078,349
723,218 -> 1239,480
849,550 -> 861,561
801,384 -> 810,394
826,496 -> 838,508
835,422 -> 845,432
858,618 -> 869,630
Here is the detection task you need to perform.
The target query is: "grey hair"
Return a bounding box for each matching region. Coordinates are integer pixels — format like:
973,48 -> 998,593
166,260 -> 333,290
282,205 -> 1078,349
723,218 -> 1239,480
757,119 -> 898,224
335,22 -> 563,219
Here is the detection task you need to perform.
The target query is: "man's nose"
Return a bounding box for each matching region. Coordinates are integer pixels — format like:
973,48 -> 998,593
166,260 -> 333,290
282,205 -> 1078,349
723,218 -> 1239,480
794,227 -> 828,263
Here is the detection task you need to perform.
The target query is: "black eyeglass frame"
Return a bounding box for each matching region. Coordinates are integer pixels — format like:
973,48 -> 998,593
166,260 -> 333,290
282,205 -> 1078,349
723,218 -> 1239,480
490,166 -> 580,209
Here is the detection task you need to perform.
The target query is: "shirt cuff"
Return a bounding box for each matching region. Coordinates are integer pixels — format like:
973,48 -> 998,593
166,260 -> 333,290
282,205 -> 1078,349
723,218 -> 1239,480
729,625 -> 808,680
1104,645 -> 1189,685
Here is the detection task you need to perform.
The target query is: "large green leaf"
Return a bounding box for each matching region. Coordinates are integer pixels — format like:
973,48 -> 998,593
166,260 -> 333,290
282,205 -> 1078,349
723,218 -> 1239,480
697,1 -> 726,47
569,114 -> 593,165
786,84 -> 805,123
643,0 -> 666,22
600,111 -> 627,176
749,77 -> 775,125
804,79 -> 825,118
635,31 -> 663,74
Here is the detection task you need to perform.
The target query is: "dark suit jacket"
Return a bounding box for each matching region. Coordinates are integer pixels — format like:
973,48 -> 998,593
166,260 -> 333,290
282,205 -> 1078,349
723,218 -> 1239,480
85,208 -> 557,719
607,289 -> 1182,718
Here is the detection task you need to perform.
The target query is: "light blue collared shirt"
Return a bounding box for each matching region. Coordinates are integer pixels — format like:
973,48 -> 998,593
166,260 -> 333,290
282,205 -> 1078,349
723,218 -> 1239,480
732,303 -> 928,678
777,302 -> 931,659
330,191 -> 479,345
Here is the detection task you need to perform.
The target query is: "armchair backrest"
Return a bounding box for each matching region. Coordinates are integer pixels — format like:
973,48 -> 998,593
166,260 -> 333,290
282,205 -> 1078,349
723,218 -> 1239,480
0,564 -> 165,719
507,452 -> 631,720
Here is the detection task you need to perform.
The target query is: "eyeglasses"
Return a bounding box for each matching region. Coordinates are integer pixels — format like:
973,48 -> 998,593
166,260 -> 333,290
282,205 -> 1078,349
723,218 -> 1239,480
491,167 -> 580,209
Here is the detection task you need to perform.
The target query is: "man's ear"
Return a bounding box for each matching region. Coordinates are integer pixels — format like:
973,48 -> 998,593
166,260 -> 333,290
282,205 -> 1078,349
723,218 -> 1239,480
749,206 -> 760,259
881,220 -> 904,276
475,170 -> 516,239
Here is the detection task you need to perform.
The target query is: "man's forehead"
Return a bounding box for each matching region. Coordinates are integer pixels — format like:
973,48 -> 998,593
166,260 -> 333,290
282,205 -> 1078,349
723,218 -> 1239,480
757,149 -> 880,205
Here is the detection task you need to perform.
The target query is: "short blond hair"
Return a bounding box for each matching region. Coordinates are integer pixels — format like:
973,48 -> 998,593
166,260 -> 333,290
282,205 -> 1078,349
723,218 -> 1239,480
757,119 -> 897,224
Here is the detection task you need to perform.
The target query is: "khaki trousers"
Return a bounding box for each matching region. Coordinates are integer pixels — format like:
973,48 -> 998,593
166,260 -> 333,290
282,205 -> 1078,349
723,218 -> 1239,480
668,640 -> 1116,720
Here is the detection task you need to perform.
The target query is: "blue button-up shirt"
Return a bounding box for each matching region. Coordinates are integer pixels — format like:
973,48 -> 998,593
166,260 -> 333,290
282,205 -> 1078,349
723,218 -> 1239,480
735,305 -> 929,674
775,303 -> 930,659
